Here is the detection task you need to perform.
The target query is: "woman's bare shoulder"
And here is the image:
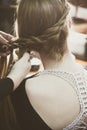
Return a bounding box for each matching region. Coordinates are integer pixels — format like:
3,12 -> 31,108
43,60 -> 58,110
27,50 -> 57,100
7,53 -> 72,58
25,73 -> 80,130
25,73 -> 77,97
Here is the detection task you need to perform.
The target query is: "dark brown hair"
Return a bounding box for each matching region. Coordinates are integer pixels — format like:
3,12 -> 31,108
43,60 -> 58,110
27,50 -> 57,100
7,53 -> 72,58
17,0 -> 70,60
0,0 -> 70,60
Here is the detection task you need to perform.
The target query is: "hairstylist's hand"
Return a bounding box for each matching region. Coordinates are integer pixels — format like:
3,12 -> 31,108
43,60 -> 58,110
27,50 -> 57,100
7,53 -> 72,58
0,31 -> 14,57
7,52 -> 31,90
0,31 -> 14,42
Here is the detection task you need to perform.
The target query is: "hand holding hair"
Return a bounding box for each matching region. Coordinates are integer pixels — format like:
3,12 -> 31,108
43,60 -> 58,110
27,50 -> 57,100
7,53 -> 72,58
0,31 -> 14,57
7,52 -> 31,90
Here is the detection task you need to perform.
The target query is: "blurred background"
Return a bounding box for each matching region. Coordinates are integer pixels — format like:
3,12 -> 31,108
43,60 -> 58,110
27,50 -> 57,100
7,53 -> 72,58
68,0 -> 87,63
0,0 -> 17,35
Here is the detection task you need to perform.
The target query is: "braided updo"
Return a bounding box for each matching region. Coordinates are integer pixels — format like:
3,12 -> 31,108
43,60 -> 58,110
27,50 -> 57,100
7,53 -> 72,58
0,0 -> 70,76
17,0 -> 70,59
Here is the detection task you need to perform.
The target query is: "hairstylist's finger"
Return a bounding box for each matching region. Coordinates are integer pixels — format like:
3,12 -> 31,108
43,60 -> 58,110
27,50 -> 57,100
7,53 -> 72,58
0,31 -> 14,41
15,49 -> 19,56
0,34 -> 8,44
22,52 -> 31,61
18,52 -> 31,71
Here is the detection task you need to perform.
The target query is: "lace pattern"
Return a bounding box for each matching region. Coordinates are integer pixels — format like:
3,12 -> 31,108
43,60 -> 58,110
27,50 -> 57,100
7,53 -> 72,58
38,70 -> 87,130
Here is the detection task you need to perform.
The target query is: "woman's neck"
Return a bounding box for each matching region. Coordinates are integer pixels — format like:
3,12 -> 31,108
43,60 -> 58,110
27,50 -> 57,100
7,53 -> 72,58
41,51 -> 76,71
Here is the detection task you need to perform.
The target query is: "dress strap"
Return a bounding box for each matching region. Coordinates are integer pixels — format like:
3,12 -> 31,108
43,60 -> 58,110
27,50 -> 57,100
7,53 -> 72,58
25,72 -> 39,80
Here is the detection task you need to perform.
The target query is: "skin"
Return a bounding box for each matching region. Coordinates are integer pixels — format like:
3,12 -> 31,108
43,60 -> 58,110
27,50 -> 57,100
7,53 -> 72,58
0,31 -> 31,90
25,51 -> 86,130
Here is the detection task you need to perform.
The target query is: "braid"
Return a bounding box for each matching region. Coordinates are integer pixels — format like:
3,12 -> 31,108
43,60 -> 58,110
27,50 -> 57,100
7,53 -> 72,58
39,1 -> 70,41
17,1 -> 69,53
0,0 -> 70,75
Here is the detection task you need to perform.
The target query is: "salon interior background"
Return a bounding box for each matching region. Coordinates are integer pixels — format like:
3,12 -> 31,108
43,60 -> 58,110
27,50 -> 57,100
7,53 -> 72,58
0,0 -> 17,35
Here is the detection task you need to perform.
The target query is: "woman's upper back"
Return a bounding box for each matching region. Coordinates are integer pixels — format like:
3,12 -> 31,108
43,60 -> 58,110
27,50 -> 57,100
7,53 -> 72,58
11,52 -> 87,130
25,67 -> 87,130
